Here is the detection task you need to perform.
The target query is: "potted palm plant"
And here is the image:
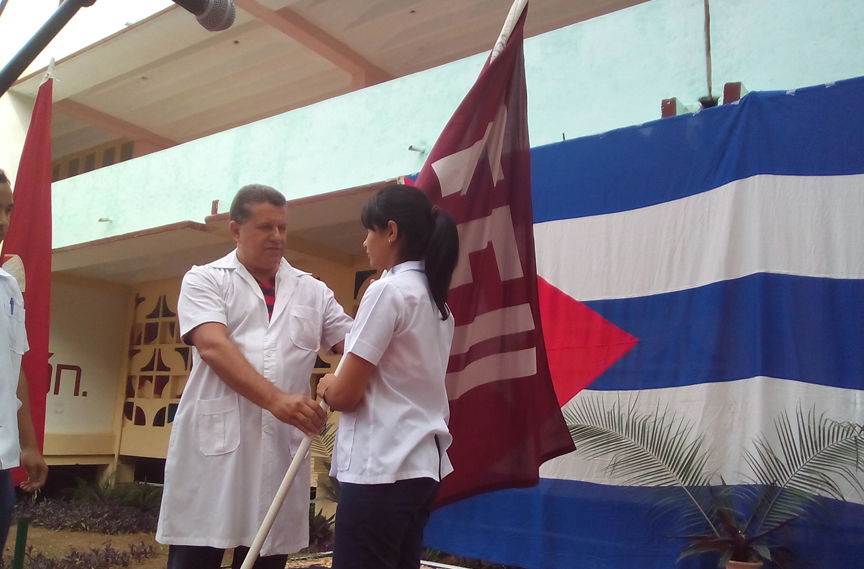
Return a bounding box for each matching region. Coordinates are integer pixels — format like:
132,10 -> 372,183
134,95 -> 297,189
677,483 -> 799,568
563,399 -> 864,568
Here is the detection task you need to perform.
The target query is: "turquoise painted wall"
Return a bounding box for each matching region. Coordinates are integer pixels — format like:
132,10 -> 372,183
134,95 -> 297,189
52,0 -> 864,248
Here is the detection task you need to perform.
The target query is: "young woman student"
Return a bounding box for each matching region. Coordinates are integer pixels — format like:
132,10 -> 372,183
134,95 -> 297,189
315,184 -> 459,569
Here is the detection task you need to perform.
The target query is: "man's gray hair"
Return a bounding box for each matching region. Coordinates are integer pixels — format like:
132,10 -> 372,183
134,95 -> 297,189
230,184 -> 286,224
0,169 -> 8,185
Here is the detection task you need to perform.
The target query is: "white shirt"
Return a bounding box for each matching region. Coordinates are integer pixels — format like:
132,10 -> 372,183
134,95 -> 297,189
332,261 -> 455,484
157,251 -> 353,555
0,268 -> 26,470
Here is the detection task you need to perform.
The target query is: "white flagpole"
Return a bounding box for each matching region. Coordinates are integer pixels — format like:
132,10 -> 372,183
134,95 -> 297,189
489,0 -> 528,63
239,377 -> 335,569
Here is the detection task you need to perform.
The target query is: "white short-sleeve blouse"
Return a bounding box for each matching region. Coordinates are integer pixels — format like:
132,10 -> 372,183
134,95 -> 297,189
332,260 -> 455,484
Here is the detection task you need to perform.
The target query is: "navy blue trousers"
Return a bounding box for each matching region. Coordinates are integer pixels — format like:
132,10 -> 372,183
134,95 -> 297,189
166,545 -> 288,569
332,478 -> 439,569
0,470 -> 15,553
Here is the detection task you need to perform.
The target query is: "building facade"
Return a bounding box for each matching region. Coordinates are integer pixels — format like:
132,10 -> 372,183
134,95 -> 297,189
0,0 -> 863,480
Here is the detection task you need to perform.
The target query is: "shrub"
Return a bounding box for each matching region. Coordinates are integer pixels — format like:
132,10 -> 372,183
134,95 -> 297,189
0,542 -> 155,569
15,477 -> 162,535
63,478 -> 162,515
15,499 -> 158,535
308,504 -> 334,547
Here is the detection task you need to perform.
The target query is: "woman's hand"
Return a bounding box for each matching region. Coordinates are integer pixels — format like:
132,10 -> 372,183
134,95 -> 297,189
317,373 -> 336,403
315,354 -> 375,412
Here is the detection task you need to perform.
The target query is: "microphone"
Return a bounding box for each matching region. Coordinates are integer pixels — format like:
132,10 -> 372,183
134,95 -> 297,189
172,0 -> 236,32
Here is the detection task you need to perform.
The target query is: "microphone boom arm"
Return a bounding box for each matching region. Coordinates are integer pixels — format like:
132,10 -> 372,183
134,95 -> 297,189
0,0 -> 234,98
0,0 -> 96,98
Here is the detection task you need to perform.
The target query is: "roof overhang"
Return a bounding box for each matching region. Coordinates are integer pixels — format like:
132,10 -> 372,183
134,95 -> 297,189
52,180 -> 389,285
11,0 -> 647,159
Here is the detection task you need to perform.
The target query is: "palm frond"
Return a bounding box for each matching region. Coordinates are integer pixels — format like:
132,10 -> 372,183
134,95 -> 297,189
746,406 -> 864,533
563,395 -> 717,534
311,420 -> 337,460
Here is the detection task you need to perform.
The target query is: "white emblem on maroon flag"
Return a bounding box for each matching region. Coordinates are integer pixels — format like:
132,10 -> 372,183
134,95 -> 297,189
414,0 -> 574,507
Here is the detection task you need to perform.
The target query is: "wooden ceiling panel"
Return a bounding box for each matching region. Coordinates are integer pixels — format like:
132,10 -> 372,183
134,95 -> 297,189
162,69 -> 351,141
289,0 -> 647,75
128,53 -> 336,138
76,24 -> 293,115
51,112 -> 89,139
15,7 -> 257,100
52,126 -> 118,160
72,23 -> 265,103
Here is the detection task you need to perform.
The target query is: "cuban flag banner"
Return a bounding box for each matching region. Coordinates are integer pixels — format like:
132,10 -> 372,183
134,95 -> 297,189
425,76 -> 864,568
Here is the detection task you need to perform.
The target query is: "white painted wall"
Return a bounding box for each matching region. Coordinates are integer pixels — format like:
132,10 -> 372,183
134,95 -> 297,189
47,279 -> 128,434
0,91 -> 33,184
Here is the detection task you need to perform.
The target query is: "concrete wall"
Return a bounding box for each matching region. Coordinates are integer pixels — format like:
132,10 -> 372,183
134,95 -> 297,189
35,0 -> 864,248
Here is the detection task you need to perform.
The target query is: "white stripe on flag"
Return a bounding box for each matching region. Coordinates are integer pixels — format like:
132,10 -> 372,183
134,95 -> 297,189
446,347 -> 537,400
535,174 -> 864,301
541,376 -> 864,504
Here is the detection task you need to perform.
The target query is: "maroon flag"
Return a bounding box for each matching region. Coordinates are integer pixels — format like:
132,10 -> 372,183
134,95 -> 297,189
415,3 -> 575,507
2,77 -> 53,483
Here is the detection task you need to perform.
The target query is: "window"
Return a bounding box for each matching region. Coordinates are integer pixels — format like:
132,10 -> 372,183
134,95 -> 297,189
52,140 -> 135,181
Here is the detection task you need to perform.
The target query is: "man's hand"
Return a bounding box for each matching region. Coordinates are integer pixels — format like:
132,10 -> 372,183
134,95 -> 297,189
267,392 -> 326,436
19,447 -> 47,492
16,371 -> 47,492
191,323 -> 326,435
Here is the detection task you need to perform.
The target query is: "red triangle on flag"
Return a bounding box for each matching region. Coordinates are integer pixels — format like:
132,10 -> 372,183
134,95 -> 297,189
538,276 -> 638,406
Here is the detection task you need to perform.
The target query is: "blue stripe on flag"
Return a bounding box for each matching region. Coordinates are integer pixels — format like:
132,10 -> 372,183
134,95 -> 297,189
531,76 -> 864,222
583,273 -> 864,391
425,478 -> 864,569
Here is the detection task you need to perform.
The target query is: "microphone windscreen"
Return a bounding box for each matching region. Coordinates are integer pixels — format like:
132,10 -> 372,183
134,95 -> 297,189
197,0 -> 235,32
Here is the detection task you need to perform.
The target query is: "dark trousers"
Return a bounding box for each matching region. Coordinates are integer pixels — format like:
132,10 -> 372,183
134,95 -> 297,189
167,544 -> 289,569
332,478 -> 439,569
0,469 -> 15,553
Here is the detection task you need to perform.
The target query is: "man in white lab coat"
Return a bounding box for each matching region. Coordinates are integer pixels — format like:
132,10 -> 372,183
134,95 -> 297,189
157,184 -> 353,569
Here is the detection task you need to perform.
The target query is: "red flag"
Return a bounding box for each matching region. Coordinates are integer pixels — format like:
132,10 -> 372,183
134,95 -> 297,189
415,3 -> 575,507
2,77 -> 53,483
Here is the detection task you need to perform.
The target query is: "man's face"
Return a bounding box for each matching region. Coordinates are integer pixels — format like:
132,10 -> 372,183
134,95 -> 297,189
0,183 -> 14,242
229,202 -> 288,278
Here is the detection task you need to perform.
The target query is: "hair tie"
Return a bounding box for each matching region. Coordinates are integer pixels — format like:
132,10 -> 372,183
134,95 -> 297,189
431,205 -> 441,219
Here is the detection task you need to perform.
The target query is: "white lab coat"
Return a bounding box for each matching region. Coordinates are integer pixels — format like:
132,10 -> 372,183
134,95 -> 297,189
157,251 -> 352,555
331,261 -> 454,485
0,268 -> 26,470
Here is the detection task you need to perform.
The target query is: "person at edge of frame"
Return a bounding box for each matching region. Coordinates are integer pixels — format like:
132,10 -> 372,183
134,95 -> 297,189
0,168 -> 49,551
157,184 -> 353,569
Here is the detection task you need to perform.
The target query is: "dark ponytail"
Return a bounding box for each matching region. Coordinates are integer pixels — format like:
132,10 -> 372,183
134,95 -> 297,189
360,184 -> 459,319
425,206 -> 459,319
